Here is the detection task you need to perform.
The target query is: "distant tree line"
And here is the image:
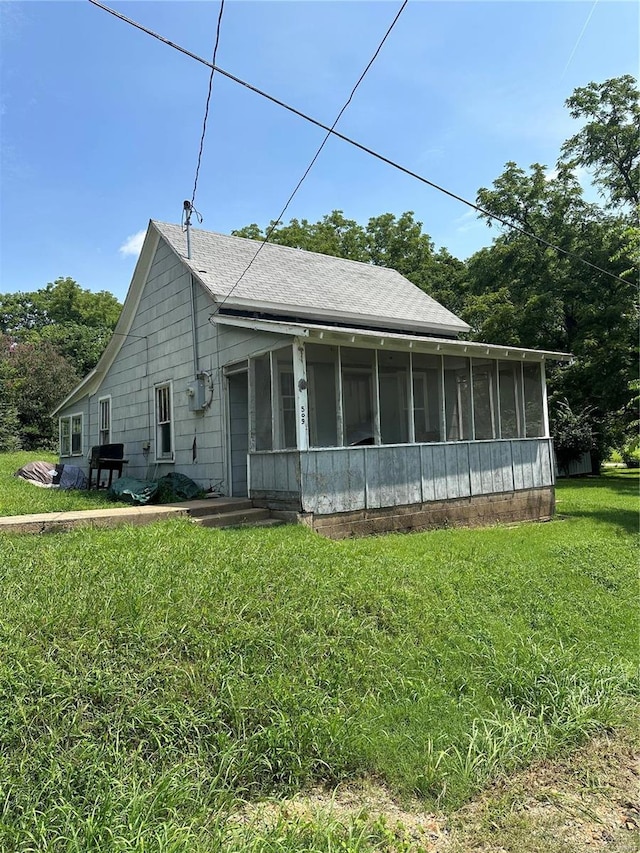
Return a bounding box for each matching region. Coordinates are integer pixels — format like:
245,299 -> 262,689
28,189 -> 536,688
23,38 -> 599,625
0,75 -> 637,461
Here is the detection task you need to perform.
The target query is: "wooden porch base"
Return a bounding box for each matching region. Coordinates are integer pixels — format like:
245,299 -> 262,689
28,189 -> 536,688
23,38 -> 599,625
290,486 -> 555,539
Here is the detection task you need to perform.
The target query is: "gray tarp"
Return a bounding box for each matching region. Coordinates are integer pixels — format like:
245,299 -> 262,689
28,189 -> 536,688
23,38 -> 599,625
14,462 -> 88,490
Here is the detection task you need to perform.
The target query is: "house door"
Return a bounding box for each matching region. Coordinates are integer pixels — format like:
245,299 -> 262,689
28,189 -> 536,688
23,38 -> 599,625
228,371 -> 249,497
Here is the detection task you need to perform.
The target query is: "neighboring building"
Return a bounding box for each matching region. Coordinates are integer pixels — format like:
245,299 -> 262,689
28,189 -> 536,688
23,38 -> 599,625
53,221 -> 570,537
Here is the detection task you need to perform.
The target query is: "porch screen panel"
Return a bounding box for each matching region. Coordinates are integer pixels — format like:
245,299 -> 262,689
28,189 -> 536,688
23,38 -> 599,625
443,356 -> 471,441
341,347 -> 375,446
523,362 -> 544,437
274,348 -> 296,449
472,358 -> 498,440
306,344 -> 338,447
378,350 -> 410,444
253,354 -> 273,451
498,361 -> 522,438
412,353 -> 443,442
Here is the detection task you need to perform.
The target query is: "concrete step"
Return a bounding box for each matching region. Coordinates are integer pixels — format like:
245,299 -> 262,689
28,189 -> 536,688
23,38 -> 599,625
194,507 -> 272,528
175,498 -> 253,518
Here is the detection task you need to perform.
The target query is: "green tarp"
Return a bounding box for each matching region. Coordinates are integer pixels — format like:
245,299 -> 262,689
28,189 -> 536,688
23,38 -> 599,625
109,472 -> 204,505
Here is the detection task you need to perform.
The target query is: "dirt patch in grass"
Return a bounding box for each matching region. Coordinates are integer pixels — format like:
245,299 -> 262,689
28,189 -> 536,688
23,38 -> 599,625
445,723 -> 639,853
235,725 -> 639,851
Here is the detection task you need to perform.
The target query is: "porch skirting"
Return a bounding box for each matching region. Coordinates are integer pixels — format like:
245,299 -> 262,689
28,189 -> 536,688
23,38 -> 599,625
249,439 -> 556,537
286,486 -> 555,539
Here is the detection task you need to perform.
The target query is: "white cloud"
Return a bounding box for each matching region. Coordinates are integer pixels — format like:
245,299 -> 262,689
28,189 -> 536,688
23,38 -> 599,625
119,229 -> 146,258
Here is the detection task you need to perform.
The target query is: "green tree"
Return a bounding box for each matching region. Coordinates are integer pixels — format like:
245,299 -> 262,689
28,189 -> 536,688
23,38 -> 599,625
4,339 -> 80,450
465,79 -> 638,462
561,75 -> 640,210
0,277 -> 121,377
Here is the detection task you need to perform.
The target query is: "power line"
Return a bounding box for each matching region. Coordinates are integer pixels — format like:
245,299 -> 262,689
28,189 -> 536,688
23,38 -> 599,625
212,0 -> 408,316
191,0 -> 225,209
87,0 -> 630,287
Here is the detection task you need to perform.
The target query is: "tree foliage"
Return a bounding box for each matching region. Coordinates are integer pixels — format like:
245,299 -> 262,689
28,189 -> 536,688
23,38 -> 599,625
0,335 -> 80,450
561,75 -> 639,210
464,76 -> 638,460
0,277 -> 122,376
0,278 -> 121,449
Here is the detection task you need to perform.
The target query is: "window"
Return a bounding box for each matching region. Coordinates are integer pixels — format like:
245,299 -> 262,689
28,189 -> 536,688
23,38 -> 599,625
498,361 -> 523,438
98,397 -> 111,445
341,348 -> 376,446
59,413 -> 83,456
472,359 -> 498,440
412,353 -> 443,442
155,383 -> 174,460
378,350 -> 410,444
60,418 -> 71,456
253,354 -> 273,451
443,356 -> 472,441
276,359 -> 297,450
306,344 -> 339,448
523,363 -> 545,437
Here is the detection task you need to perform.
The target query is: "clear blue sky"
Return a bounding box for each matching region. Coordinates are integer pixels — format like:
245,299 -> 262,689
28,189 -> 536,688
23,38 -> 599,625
1,1 -> 637,301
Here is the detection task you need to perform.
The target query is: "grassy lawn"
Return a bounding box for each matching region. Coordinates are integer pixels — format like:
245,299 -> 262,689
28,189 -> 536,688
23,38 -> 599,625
0,460 -> 637,851
0,451 -> 130,516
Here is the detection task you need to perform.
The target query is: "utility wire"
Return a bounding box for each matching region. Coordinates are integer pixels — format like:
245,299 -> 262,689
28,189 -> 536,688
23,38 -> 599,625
87,0 -> 630,287
212,0 -> 408,316
191,0 -> 225,209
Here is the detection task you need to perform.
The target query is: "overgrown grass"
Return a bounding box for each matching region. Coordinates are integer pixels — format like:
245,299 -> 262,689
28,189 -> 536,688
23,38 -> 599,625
0,463 -> 637,851
0,451 -> 129,516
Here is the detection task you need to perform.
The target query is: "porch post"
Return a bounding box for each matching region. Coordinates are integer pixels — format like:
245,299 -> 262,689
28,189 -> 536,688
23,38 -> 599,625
540,359 -> 550,437
293,337 -> 309,450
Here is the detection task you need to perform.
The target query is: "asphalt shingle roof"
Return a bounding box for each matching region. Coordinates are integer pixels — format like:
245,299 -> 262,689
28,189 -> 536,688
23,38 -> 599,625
152,221 -> 469,335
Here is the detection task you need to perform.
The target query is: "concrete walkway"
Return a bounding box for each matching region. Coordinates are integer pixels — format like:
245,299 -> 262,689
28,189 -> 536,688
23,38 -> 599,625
0,498 -> 254,535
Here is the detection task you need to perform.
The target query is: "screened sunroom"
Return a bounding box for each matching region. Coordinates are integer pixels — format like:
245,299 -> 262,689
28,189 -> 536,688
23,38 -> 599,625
217,316 -> 569,519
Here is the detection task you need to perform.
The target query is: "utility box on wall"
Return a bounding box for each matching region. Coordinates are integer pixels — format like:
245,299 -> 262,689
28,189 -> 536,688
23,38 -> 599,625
187,374 -> 208,412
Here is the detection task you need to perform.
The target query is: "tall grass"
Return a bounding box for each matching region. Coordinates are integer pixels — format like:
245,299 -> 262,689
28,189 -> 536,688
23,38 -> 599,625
0,466 -> 637,850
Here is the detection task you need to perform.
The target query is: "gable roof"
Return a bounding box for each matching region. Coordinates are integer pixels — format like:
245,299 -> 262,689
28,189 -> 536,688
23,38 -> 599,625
152,221 -> 470,336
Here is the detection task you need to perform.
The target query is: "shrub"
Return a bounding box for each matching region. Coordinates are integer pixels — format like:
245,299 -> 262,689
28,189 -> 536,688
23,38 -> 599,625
550,399 -> 594,474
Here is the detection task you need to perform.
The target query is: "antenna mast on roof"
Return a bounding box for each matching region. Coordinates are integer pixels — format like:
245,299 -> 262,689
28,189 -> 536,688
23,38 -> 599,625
182,200 -> 203,260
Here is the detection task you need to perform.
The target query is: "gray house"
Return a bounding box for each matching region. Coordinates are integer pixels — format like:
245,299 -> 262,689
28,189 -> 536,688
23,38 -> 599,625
54,220 -> 570,537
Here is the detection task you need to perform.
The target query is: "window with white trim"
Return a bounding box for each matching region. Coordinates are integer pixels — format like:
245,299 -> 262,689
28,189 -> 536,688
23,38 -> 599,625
60,418 -> 71,456
59,413 -> 83,456
155,383 -> 174,460
98,397 -> 111,445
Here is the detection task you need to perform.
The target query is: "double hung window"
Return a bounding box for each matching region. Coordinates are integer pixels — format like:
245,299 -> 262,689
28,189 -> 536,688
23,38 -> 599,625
155,383 -> 174,460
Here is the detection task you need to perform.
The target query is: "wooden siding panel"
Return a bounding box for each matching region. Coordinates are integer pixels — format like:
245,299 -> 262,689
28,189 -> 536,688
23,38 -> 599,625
420,444 -> 435,503
300,449 -> 366,513
431,445 -> 449,500
445,443 -> 471,499
250,452 -> 300,499
365,446 -> 421,508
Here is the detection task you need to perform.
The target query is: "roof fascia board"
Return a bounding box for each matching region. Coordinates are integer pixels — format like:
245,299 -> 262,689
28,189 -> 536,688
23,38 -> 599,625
210,315 -> 310,337
211,315 -> 571,361
52,225 -> 161,415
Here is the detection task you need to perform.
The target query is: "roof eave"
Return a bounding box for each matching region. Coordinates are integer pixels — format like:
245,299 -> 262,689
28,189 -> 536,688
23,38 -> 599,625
211,294 -> 470,336
210,315 -> 572,361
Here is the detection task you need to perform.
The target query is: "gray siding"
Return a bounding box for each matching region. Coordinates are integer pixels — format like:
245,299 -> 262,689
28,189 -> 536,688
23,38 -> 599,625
57,237 -> 293,495
249,439 -> 555,514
